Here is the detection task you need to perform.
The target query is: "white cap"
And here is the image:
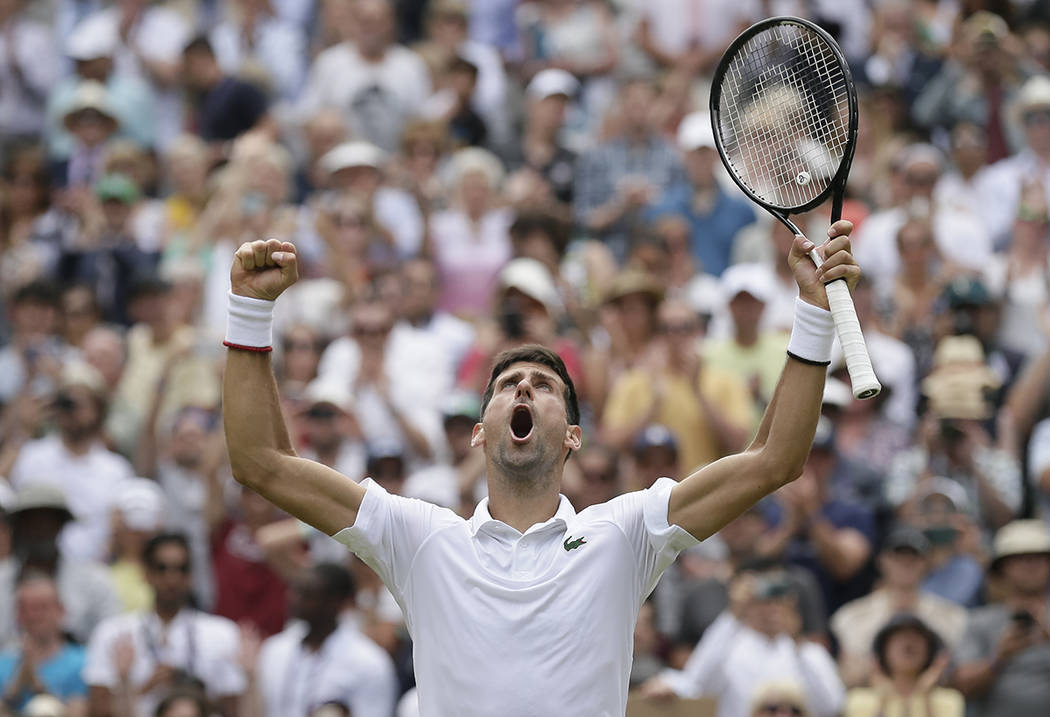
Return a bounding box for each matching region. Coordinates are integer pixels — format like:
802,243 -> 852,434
677,111 -> 717,152
526,69 -> 579,101
62,80 -> 119,127
116,478 -> 165,532
1018,75 -> 1050,114
303,376 -> 354,414
67,16 -> 118,61
721,262 -> 774,303
320,141 -> 387,174
499,258 -> 562,314
822,377 -> 852,408
685,273 -> 724,316
23,694 -> 68,717
898,143 -> 944,172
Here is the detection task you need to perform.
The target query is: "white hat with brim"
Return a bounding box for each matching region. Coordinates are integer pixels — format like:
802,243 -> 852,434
499,258 -> 562,314
62,81 -> 119,130
116,478 -> 165,532
1018,75 -> 1050,114
526,69 -> 580,101
677,111 -> 717,152
721,262 -> 774,304
320,142 -> 387,174
303,376 -> 354,415
67,16 -> 118,61
991,519 -> 1050,569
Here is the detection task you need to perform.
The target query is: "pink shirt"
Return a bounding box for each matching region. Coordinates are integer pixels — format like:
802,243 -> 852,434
430,208 -> 513,320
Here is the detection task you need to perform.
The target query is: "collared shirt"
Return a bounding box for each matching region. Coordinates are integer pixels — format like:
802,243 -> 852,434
663,612 -> 845,717
335,476 -> 697,716
257,621 -> 397,717
84,608 -> 246,717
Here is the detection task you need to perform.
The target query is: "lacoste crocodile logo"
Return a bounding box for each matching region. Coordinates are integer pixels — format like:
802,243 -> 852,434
563,536 -> 587,552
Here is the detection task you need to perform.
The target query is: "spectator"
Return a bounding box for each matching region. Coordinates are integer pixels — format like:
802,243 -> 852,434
60,284 -> 102,350
933,123 -> 994,241
9,361 -> 133,562
574,76 -> 685,260
0,484 -> 119,648
294,378 -> 367,481
45,16 -> 154,162
565,441 -> 620,512
634,0 -> 754,77
602,296 -> 755,474
844,613 -> 962,717
507,69 -> 579,206
181,37 -> 271,147
293,109 -> 350,204
953,519 -> 1050,717
297,0 -> 432,152
250,563 -> 397,717
428,147 -> 513,319
425,55 -> 488,149
209,0 -> 307,103
647,111 -> 755,277
84,533 -> 245,717
395,256 -> 476,374
912,480 -> 985,608
403,391 -> 485,510
0,146 -> 59,299
702,263 -> 788,409
643,570 -> 845,717
0,574 -> 88,715
108,478 -> 166,613
151,689 -> 208,717
831,526 -> 967,687
0,0 -> 62,148
0,281 -> 69,409
57,82 -> 121,190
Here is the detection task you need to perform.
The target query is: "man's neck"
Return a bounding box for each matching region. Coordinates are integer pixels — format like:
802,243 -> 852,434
734,329 -> 759,347
882,584 -> 920,609
155,603 -> 184,625
24,633 -> 63,660
303,618 -> 339,650
61,433 -> 95,456
624,127 -> 651,146
484,470 -> 562,534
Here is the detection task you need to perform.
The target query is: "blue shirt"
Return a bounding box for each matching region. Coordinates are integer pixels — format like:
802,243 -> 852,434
0,643 -> 87,710
647,183 -> 755,276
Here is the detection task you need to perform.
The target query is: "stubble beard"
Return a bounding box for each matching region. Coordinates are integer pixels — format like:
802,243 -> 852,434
493,436 -> 558,493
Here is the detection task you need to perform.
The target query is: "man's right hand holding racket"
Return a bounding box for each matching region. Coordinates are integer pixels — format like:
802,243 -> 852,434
224,239 -> 366,537
789,220 -> 859,311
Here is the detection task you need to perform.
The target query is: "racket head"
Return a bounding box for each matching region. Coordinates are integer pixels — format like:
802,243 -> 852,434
710,16 -> 858,216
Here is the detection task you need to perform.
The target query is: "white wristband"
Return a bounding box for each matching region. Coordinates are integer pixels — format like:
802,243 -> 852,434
787,297 -> 835,365
224,291 -> 275,351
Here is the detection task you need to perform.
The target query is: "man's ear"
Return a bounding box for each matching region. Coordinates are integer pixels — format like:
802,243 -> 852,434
564,424 -> 582,452
471,423 -> 485,447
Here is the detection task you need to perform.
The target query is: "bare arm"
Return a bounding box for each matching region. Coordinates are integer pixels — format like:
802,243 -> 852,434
223,240 -> 365,537
669,223 -> 859,539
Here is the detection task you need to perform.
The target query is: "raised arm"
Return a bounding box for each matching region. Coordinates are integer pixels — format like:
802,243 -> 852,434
668,222 -> 859,539
223,239 -> 365,536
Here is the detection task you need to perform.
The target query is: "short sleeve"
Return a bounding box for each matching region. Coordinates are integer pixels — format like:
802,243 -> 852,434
604,478 -> 700,599
332,479 -> 460,605
82,620 -> 119,688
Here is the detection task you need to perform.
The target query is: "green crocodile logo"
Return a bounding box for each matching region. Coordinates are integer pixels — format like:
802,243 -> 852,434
563,536 -> 587,552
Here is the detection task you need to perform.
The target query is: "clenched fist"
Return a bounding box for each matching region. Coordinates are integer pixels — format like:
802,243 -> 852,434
231,239 -> 299,301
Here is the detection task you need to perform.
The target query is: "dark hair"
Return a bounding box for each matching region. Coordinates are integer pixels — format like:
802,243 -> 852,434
143,532 -> 191,568
182,35 -> 215,57
313,562 -> 356,602
872,613 -> 942,676
480,344 -> 579,427
12,280 -> 61,308
447,55 -> 479,78
154,688 -> 209,717
509,211 -> 570,259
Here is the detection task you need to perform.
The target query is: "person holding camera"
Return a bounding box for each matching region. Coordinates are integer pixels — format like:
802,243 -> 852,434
953,520 -> 1050,717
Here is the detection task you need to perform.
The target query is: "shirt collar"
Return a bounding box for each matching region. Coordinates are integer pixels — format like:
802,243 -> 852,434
469,494 -> 577,538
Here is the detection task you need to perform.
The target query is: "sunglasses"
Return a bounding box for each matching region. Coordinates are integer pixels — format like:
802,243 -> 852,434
150,561 -> 190,575
306,406 -> 339,420
1024,109 -> 1050,125
757,705 -> 804,716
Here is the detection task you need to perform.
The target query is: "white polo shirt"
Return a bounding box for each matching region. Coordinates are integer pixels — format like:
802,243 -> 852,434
334,476 -> 698,717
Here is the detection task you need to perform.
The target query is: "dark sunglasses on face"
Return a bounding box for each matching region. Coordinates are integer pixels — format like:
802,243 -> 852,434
306,406 -> 339,420
1024,109 -> 1050,125
150,561 -> 190,575
757,705 -> 804,716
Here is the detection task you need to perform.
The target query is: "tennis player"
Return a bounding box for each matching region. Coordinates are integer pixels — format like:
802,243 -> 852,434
222,221 -> 860,716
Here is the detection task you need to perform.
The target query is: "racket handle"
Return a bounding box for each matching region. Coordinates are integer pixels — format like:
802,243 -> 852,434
824,279 -> 881,399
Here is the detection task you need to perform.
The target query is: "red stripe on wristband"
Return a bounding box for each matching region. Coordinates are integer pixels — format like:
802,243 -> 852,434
223,341 -> 273,353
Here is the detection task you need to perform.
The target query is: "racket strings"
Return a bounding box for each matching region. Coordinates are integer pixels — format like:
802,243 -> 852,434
717,22 -> 851,210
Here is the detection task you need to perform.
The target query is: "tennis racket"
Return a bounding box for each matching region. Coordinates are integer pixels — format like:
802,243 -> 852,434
710,16 -> 881,399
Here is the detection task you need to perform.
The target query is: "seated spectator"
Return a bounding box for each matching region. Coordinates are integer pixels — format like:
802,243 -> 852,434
9,362 -> 133,562
602,296 -> 755,474
296,0 -> 432,152
181,37 -> 271,147
758,416 -> 876,614
0,574 -> 88,714
84,533 -> 245,717
642,570 -> 845,717
844,613 -> 961,717
249,563 -> 397,717
703,263 -> 789,409
647,112 -> 755,277
831,526 -> 967,687
953,520 -> 1050,717
428,147 -> 513,320
0,484 -> 119,649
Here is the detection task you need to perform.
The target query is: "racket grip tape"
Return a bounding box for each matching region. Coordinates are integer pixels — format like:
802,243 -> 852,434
824,279 -> 881,400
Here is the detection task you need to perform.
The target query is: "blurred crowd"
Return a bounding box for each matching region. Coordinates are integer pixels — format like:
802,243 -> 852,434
2,0 -> 1050,716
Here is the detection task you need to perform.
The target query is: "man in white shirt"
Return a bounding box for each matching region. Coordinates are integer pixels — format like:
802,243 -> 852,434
297,0 -> 431,150
84,533 -> 245,717
0,0 -> 62,144
253,563 -> 397,717
221,218 -> 862,715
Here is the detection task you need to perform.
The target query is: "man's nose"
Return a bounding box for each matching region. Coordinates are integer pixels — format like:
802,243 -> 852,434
515,379 -> 533,400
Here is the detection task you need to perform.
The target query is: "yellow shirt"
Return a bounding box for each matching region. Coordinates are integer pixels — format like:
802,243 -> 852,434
844,688 -> 964,717
702,332 -> 789,406
602,365 -> 757,473
110,560 -> 154,613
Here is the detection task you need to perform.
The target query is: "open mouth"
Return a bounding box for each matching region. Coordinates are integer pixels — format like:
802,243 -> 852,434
510,405 -> 534,442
